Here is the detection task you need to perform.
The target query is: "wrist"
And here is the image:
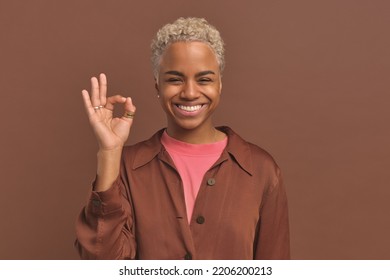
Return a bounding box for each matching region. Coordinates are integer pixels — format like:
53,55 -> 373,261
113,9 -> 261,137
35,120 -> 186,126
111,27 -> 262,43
95,147 -> 123,192
97,145 -> 123,155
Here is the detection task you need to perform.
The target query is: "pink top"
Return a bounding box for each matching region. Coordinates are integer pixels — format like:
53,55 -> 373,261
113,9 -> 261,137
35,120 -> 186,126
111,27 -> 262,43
161,131 -> 228,223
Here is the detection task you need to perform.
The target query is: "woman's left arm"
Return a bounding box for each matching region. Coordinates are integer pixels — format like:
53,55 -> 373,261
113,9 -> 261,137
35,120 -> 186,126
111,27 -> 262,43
254,168 -> 290,259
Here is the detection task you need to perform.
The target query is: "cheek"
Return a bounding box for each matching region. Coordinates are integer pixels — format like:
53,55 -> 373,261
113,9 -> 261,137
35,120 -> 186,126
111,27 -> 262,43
209,85 -> 222,98
158,97 -> 171,114
158,90 -> 175,110
161,88 -> 185,104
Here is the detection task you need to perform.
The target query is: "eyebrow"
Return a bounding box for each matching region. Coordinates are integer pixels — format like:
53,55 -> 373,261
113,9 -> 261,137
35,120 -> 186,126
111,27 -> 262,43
164,71 -> 184,77
164,70 -> 216,77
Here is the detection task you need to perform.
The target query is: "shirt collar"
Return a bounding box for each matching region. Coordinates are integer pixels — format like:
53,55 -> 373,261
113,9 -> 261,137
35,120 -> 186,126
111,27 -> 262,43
218,126 -> 253,176
132,126 -> 253,175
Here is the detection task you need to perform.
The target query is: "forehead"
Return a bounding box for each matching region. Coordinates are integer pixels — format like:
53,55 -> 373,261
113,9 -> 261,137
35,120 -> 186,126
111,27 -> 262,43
160,41 -> 219,72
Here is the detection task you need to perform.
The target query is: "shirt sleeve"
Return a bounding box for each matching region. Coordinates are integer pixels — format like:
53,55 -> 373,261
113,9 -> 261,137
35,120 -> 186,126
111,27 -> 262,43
74,164 -> 136,259
254,167 -> 290,259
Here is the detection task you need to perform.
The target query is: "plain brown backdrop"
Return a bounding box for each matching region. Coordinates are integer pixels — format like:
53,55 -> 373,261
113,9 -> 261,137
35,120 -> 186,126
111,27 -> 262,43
1,0 -> 389,259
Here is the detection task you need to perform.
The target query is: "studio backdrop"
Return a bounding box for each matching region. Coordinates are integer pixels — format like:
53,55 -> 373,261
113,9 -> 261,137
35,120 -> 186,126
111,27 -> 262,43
0,0 -> 389,259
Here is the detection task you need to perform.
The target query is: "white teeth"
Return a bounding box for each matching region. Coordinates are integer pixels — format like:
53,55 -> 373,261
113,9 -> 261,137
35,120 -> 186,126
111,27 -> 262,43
177,105 -> 202,112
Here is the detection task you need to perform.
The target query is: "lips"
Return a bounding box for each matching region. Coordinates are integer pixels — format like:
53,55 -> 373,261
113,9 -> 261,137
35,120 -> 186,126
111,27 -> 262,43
174,103 -> 207,116
176,104 -> 203,112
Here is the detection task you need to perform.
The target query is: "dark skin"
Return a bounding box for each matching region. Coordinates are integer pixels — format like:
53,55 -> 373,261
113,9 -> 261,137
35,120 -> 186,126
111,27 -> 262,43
155,41 -> 226,144
81,41 -> 225,191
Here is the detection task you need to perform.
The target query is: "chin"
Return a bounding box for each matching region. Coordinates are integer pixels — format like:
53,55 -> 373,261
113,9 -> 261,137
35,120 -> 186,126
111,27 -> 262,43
172,118 -> 207,131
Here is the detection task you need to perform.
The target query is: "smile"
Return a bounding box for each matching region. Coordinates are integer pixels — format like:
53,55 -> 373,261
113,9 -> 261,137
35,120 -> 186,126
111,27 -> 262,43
176,104 -> 203,112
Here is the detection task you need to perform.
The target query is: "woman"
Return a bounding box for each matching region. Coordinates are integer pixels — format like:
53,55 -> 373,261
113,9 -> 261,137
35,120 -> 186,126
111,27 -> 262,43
76,17 -> 290,260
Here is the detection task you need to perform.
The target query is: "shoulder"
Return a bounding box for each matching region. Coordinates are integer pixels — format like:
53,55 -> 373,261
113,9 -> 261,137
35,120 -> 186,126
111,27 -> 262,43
245,142 -> 284,196
247,141 -> 280,171
222,126 -> 279,165
221,126 -> 281,184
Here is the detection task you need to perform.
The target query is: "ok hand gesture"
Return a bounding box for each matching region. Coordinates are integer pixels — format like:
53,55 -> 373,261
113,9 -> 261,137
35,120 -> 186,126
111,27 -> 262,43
81,73 -> 136,151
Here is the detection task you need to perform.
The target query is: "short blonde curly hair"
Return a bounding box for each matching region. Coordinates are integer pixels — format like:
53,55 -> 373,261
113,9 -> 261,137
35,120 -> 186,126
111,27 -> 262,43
151,17 -> 225,78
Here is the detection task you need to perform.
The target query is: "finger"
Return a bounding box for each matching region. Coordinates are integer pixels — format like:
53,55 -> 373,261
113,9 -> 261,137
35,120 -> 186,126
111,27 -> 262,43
99,73 -> 107,106
81,90 -> 95,117
122,97 -> 137,122
105,95 -> 127,111
90,77 -> 100,107
124,97 -> 136,113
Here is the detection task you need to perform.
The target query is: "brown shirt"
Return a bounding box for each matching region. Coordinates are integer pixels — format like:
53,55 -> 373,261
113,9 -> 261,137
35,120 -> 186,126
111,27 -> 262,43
75,126 -> 290,259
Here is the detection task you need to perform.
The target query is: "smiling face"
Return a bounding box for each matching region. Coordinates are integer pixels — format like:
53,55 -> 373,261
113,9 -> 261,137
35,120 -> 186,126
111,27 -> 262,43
156,41 -> 222,139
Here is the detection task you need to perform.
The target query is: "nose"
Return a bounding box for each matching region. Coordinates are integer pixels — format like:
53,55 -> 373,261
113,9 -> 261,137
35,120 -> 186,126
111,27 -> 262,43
180,80 -> 200,100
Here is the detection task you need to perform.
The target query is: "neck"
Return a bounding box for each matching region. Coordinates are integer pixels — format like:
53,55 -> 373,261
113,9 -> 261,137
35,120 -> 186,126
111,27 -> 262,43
166,123 -> 222,144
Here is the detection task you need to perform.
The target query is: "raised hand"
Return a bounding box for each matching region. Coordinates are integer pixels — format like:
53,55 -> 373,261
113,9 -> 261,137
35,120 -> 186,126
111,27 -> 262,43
81,73 -> 136,151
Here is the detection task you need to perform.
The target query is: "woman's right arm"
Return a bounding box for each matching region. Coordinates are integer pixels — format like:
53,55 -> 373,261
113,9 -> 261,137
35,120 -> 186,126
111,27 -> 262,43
81,73 -> 136,192
75,73 -> 137,259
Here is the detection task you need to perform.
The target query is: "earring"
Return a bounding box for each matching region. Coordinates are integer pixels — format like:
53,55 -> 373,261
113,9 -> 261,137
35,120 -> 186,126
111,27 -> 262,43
157,94 -> 160,98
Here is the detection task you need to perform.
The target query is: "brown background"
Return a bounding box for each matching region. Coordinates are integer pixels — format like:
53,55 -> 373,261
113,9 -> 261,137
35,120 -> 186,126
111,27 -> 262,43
0,0 -> 389,259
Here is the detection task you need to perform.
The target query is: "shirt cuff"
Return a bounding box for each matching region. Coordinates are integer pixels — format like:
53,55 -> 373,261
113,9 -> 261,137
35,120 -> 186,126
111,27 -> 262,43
87,177 -> 124,216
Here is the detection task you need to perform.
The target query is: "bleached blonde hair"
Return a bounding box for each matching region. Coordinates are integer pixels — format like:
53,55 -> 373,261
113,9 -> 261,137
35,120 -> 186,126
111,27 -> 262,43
151,17 -> 225,78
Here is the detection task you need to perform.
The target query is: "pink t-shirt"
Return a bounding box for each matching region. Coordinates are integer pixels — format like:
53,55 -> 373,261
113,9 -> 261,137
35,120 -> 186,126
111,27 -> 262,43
161,131 -> 228,223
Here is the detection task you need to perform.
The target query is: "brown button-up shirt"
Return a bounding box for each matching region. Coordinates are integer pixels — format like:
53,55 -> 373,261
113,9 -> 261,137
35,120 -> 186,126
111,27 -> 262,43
75,126 -> 290,259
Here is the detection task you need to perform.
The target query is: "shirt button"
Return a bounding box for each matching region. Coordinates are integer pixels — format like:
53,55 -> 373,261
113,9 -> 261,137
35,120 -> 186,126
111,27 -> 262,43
207,178 -> 216,186
92,199 -> 101,207
196,216 -> 205,224
184,253 -> 192,260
